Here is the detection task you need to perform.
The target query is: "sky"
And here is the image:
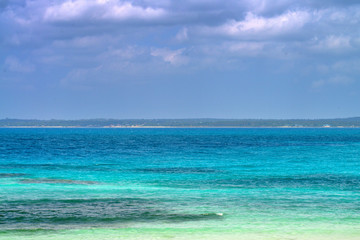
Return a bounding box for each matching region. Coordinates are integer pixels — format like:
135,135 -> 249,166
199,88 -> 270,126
1,0 -> 360,119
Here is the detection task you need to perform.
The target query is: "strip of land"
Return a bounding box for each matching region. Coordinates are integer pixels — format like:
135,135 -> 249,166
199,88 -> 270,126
1,118 -> 360,128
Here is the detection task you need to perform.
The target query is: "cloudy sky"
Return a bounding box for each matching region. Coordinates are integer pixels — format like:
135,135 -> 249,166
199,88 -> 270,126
1,0 -> 360,119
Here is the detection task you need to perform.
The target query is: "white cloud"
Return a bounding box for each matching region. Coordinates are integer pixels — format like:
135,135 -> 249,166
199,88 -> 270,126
242,0 -> 298,15
44,0 -> 89,21
202,10 -> 310,38
151,48 -> 188,65
44,0 -> 166,22
103,2 -> 165,20
2,0 -> 360,87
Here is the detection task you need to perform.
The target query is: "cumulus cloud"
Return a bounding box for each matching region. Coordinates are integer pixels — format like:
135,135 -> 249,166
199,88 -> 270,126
1,0 -> 360,88
199,10 -> 311,39
43,0 -> 166,22
2,0 -> 360,120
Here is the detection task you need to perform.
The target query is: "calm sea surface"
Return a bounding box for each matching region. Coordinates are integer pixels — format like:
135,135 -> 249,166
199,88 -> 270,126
1,128 -> 360,239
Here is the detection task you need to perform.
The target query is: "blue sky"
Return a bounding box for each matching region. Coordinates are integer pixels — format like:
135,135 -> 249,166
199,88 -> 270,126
1,0 -> 360,119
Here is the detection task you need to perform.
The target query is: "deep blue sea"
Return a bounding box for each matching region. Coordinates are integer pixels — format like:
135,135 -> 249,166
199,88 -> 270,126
1,128 -> 360,239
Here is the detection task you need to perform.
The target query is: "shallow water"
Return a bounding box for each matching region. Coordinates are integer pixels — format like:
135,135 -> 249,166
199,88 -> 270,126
1,128 -> 360,239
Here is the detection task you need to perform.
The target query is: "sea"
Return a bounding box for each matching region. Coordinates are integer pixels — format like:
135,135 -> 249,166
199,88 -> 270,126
0,128 -> 360,240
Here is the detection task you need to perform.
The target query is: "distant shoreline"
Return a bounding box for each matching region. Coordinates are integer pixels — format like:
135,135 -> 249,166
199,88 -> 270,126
1,117 -> 360,128
1,126 -> 359,129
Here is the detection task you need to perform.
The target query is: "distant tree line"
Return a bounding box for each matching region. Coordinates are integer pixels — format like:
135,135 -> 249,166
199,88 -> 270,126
1,118 -> 360,127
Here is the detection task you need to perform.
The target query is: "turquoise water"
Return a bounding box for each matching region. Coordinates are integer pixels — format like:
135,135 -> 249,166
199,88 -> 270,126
1,128 -> 360,239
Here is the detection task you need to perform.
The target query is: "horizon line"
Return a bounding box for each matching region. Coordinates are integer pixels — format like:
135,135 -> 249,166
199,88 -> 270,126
1,117 -> 360,121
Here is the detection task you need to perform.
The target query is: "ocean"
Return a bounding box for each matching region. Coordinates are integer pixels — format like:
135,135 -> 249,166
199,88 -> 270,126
0,128 -> 360,239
